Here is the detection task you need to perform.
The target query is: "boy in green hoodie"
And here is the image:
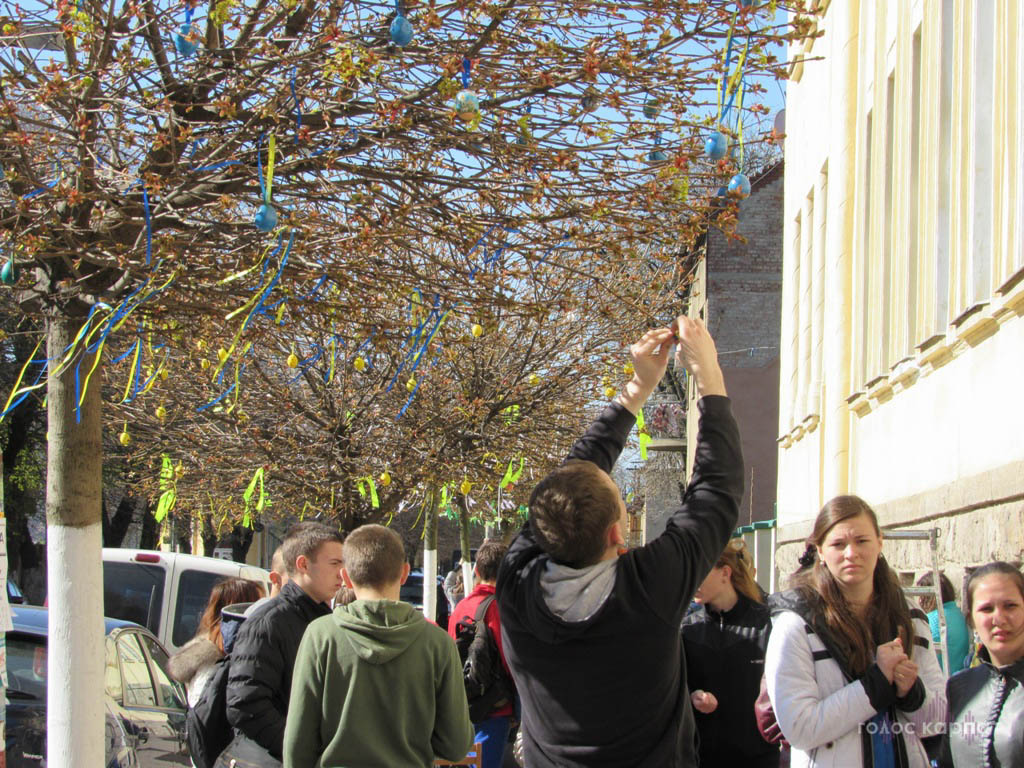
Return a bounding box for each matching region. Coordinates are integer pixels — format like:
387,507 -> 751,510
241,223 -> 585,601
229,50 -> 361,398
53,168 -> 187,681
284,524 -> 474,768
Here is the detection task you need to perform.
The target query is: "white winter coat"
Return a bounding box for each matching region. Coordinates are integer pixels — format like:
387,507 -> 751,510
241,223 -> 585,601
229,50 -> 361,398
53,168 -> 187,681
765,601 -> 946,768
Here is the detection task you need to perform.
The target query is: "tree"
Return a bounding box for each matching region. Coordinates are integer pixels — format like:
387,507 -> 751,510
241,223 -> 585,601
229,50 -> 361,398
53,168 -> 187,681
0,0 -> 794,762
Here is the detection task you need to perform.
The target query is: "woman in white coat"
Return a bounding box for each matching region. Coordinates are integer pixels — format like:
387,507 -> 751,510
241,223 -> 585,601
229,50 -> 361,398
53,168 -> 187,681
764,495 -> 945,768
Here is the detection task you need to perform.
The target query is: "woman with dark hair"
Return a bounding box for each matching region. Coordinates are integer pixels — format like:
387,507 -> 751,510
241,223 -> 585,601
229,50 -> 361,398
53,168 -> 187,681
915,571 -> 970,675
682,539 -> 779,768
764,495 -> 945,767
942,561 -> 1024,767
169,576 -> 266,706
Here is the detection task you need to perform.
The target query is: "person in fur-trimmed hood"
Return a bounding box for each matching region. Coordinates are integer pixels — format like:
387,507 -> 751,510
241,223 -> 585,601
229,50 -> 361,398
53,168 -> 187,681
169,577 -> 265,706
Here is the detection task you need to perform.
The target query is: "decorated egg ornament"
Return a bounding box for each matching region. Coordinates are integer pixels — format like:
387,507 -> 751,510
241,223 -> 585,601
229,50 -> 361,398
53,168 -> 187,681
254,203 -> 277,232
174,23 -> 200,57
728,172 -> 751,199
390,15 -> 412,46
704,131 -> 728,160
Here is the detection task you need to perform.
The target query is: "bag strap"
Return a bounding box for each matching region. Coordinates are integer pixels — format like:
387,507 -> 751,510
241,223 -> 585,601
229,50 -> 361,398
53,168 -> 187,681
474,594 -> 496,624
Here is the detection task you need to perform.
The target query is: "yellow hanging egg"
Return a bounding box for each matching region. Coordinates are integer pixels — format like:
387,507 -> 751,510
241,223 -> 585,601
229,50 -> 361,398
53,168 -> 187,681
196,339 -> 207,352
471,323 -> 484,338
156,405 -> 167,421
159,368 -> 169,380
286,353 -> 299,368
528,373 -> 541,386
460,479 -> 472,495
200,358 -> 210,370
604,386 -> 616,399
174,462 -> 185,479
623,362 -> 634,376
379,471 -> 391,487
217,348 -> 228,363
354,356 -> 367,372
119,431 -> 131,446
406,376 -> 416,392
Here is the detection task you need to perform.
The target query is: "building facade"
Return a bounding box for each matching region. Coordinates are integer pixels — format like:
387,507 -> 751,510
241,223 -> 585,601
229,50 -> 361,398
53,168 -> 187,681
777,0 -> 1024,587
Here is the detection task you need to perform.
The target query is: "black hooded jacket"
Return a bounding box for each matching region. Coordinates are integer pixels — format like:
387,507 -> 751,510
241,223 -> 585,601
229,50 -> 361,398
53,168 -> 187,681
681,593 -> 779,768
225,581 -> 330,759
497,396 -> 743,768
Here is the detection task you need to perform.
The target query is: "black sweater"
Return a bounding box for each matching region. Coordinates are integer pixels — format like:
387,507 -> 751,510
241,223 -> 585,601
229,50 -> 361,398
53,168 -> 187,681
681,594 -> 779,768
225,580 -> 330,759
497,396 -> 743,767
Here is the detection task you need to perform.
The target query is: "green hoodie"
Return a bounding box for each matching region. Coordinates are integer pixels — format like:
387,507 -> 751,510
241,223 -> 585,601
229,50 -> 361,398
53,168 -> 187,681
283,599 -> 473,768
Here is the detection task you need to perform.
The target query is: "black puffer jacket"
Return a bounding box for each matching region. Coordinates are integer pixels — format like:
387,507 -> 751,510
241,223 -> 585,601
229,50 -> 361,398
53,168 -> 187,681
942,649 -> 1024,768
225,581 -> 330,760
681,593 -> 779,768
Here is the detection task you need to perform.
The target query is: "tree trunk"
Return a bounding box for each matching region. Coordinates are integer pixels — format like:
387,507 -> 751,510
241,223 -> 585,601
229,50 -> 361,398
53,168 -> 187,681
102,493 -> 136,548
45,313 -> 104,768
456,494 -> 474,593
139,498 -> 159,549
230,524 -> 254,563
421,484 -> 438,623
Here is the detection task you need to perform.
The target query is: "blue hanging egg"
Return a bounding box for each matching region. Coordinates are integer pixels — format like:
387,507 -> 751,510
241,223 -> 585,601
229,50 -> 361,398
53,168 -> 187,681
254,204 -> 277,232
643,99 -> 660,120
727,172 -> 751,198
174,23 -> 200,57
390,15 -> 413,46
581,92 -> 597,111
648,149 -> 667,164
705,131 -> 728,160
1,259 -> 17,285
455,90 -> 480,121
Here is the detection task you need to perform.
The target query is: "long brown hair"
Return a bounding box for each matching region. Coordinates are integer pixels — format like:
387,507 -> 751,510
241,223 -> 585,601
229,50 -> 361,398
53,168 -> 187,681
793,495 -> 914,676
197,577 -> 266,652
717,539 -> 763,604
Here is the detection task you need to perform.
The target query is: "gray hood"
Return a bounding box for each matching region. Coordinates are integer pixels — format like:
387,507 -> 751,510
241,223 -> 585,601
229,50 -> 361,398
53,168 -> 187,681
540,557 -> 618,622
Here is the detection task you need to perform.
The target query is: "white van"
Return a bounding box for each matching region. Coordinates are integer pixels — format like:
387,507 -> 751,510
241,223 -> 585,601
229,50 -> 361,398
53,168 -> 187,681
101,548 -> 271,653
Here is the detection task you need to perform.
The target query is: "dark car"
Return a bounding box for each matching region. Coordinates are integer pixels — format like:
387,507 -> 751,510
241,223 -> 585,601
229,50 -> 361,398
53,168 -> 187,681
399,570 -> 450,628
6,604 -> 190,767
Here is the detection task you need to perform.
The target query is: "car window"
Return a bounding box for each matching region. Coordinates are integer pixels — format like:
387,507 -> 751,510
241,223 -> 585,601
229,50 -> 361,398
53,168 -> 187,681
118,633 -> 158,707
105,640 -> 123,701
139,633 -> 186,709
172,569 -> 228,648
5,634 -> 47,700
103,561 -> 166,634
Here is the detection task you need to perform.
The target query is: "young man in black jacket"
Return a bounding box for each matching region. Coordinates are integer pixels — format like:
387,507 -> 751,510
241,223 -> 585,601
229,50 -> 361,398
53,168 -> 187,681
216,522 -> 344,766
496,316 -> 743,768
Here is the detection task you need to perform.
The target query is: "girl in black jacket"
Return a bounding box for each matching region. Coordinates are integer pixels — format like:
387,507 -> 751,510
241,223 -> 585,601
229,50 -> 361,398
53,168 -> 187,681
681,539 -> 780,768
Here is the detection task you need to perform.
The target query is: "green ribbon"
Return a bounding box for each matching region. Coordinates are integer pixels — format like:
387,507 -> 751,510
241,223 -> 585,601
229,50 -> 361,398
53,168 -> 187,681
500,456 -> 524,489
242,467 -> 266,528
357,476 -> 380,508
636,409 -> 651,460
154,454 -> 176,523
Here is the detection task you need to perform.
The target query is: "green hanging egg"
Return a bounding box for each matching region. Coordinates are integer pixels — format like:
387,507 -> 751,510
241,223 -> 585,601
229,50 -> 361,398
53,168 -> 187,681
1,260 -> 17,285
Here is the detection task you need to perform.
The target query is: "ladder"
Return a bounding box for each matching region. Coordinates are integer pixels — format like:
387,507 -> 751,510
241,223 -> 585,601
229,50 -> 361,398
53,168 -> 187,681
883,528 -> 948,673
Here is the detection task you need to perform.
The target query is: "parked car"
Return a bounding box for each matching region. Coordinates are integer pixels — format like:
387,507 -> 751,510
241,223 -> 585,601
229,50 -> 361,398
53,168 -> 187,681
5,604 -> 190,767
7,576 -> 25,605
399,569 -> 450,628
102,548 -> 270,653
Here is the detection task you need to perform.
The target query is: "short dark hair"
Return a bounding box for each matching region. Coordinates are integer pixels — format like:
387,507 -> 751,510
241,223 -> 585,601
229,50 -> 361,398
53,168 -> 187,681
915,571 -> 956,612
343,524 -> 406,589
280,522 -> 343,575
474,540 -> 507,582
528,459 -> 621,567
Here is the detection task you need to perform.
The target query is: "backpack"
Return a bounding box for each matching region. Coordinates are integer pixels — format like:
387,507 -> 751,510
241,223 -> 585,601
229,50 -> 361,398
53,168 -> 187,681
185,656 -> 233,768
453,595 -> 514,722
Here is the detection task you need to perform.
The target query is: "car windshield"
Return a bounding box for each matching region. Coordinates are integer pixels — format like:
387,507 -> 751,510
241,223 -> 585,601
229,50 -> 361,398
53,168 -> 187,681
6,634 -> 47,701
103,561 -> 165,633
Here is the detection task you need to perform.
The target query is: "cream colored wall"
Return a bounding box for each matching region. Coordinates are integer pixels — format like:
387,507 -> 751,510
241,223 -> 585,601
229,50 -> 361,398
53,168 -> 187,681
777,0 -> 1024,543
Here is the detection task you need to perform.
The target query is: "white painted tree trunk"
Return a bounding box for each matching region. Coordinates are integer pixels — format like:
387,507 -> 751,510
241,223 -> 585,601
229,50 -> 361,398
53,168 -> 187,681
45,315 -> 105,768
423,547 -> 437,622
461,558 -> 474,596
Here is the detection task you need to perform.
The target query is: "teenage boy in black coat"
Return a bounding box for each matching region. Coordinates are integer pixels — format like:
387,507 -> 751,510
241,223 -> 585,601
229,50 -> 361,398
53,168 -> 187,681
497,316 -> 744,768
